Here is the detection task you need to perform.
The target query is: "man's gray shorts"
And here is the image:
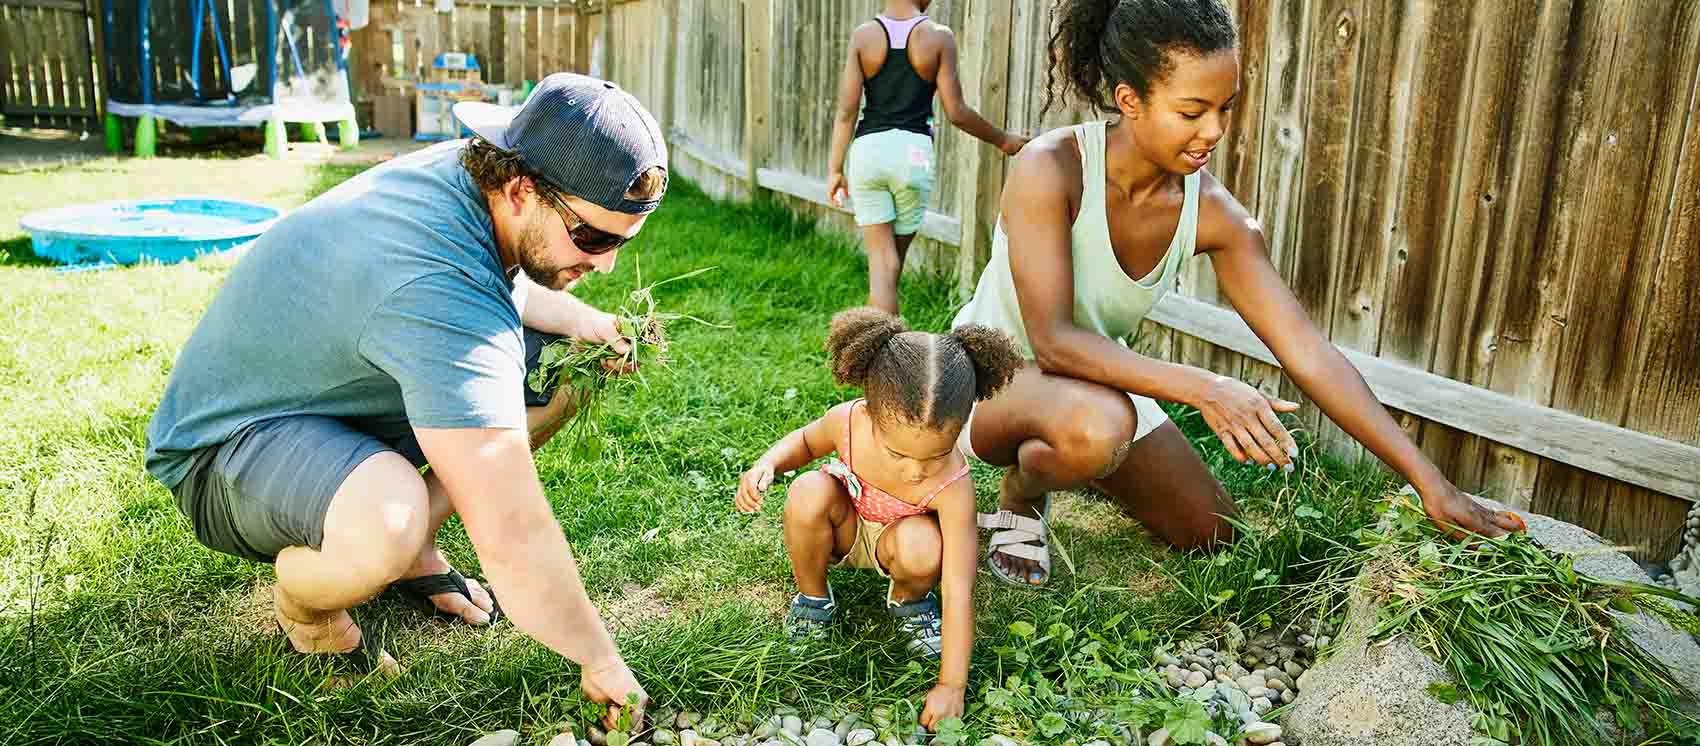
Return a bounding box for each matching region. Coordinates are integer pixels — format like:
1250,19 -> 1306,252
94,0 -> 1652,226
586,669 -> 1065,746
170,329 -> 563,563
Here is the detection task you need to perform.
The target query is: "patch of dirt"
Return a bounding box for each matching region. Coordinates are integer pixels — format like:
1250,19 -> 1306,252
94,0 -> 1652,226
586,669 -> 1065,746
228,580 -> 278,635
600,582 -> 677,632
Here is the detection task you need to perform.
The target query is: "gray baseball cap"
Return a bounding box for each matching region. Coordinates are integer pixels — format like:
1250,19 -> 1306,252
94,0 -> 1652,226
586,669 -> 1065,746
454,73 -> 668,214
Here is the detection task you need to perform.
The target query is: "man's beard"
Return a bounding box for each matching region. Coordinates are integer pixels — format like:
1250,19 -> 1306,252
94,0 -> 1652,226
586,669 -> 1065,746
514,212 -> 593,290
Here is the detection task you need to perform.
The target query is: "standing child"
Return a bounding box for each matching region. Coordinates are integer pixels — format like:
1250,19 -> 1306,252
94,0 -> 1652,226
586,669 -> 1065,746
826,0 -> 1030,315
735,307 -> 1021,727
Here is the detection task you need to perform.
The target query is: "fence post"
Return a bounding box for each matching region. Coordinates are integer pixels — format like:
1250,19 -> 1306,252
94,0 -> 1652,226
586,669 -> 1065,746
661,0 -> 679,135
742,0 -> 773,198
601,0 -> 614,81
574,4 -> 593,75
952,0 -> 1015,298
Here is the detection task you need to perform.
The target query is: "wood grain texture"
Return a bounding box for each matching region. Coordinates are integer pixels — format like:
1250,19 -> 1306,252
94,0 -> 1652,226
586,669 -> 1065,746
1147,292 -> 1700,502
325,0 -> 1700,555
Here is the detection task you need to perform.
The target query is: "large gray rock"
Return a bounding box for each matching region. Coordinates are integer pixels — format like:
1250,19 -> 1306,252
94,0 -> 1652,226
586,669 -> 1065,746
1285,490 -> 1700,746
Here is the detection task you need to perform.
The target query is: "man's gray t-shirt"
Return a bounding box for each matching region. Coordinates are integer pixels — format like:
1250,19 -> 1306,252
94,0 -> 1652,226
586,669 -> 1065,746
145,141 -> 529,489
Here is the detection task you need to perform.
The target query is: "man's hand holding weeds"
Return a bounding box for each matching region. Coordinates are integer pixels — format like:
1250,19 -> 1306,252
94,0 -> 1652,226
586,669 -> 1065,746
582,654 -> 648,733
573,310 -> 638,375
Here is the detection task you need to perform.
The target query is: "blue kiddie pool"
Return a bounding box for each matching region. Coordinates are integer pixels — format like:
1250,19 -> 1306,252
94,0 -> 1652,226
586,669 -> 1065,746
20,197 -> 280,267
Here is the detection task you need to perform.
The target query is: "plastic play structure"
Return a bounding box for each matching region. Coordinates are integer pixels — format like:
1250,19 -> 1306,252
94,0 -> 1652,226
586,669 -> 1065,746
100,0 -> 369,157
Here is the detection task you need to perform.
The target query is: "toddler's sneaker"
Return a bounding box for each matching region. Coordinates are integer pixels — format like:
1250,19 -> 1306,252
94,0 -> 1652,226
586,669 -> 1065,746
888,592 -> 943,660
786,586 -> 837,644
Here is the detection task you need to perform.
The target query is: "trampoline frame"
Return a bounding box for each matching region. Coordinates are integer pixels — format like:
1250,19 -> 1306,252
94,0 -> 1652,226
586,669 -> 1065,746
100,0 -> 359,158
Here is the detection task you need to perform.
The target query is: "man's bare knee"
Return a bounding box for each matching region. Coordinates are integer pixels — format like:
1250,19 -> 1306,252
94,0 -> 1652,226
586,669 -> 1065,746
323,453 -> 432,584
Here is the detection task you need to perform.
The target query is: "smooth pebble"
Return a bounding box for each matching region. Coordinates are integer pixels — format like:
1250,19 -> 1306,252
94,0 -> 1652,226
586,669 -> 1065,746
468,731 -> 521,746
1243,723 -> 1282,745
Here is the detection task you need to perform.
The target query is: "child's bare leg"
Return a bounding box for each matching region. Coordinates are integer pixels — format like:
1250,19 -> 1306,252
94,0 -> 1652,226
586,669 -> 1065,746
878,514 -> 943,603
783,471 -> 858,598
863,222 -> 903,315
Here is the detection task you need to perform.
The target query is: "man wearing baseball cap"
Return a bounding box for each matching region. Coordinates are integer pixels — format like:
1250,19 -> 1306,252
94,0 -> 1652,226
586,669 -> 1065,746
144,73 -> 663,728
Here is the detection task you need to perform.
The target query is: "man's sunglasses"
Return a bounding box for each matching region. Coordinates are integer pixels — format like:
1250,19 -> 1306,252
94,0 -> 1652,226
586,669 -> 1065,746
551,198 -> 631,255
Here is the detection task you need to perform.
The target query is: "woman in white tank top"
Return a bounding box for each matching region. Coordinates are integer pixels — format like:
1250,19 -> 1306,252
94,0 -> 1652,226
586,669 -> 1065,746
958,0 -> 1526,588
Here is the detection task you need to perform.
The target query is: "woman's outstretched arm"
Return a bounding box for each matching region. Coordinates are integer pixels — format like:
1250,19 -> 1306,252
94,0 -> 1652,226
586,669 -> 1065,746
1200,176 -> 1524,538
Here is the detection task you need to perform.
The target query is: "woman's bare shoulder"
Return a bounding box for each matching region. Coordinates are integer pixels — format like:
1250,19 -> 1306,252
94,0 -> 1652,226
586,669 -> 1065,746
1005,126 -> 1084,201
1194,168 -> 1264,254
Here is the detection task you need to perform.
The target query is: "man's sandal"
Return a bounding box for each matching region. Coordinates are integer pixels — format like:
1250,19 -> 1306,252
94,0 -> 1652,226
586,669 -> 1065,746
390,569 -> 504,623
275,613 -> 388,676
977,499 -> 1052,588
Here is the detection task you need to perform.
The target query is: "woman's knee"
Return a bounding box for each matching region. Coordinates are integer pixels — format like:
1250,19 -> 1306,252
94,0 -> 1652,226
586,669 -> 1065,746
883,515 -> 942,580
1164,493 -> 1239,551
1046,391 -> 1137,480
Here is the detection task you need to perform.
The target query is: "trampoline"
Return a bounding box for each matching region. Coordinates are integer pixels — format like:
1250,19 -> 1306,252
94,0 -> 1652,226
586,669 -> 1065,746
20,198 -> 280,267
101,0 -> 369,157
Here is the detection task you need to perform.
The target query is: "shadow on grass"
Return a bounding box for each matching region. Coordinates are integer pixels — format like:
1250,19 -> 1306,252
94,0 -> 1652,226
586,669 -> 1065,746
0,236 -> 56,268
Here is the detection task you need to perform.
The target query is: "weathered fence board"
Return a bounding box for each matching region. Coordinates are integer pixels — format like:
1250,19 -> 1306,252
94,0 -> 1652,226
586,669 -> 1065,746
1,0 -> 100,128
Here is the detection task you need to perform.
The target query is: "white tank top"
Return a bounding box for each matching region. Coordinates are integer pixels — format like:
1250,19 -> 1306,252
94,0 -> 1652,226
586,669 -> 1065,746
952,119 -> 1201,357
875,14 -> 927,49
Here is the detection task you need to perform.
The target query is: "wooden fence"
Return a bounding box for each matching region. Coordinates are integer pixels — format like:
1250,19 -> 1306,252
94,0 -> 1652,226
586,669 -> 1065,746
610,0 -> 1698,561
10,0 -> 1700,560
0,0 -> 102,129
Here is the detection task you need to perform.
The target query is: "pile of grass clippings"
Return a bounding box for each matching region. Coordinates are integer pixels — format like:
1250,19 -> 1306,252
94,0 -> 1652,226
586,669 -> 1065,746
1366,496 -> 1700,745
527,262 -> 719,460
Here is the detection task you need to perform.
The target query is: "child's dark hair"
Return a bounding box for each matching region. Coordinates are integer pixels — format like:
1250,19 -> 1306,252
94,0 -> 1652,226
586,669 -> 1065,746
826,307 -> 1022,430
1045,0 -> 1238,117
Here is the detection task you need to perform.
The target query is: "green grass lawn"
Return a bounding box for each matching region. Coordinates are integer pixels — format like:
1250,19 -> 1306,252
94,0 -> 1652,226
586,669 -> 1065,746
0,154 -> 1395,745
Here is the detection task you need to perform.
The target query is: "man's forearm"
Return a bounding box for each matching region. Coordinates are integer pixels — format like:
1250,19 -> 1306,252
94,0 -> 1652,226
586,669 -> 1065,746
518,275 -> 598,338
418,427 -> 620,668
480,522 -> 620,667
828,118 -> 855,177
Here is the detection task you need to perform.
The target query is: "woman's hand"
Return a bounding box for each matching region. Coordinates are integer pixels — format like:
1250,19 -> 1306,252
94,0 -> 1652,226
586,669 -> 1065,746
735,460 -> 776,513
919,683 -> 965,729
580,654 -> 648,733
1192,374 -> 1299,471
1417,480 -> 1527,539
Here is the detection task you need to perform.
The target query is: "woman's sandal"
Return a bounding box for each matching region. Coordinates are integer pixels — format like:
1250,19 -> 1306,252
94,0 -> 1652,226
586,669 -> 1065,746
977,496 -> 1052,588
390,569 -> 504,623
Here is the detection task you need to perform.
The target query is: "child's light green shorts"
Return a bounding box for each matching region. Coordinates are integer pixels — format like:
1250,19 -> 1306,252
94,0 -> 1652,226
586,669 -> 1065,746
847,129 -> 934,236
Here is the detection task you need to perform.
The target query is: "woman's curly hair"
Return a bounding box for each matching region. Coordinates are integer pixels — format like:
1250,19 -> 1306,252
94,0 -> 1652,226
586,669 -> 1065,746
1044,0 -> 1237,117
